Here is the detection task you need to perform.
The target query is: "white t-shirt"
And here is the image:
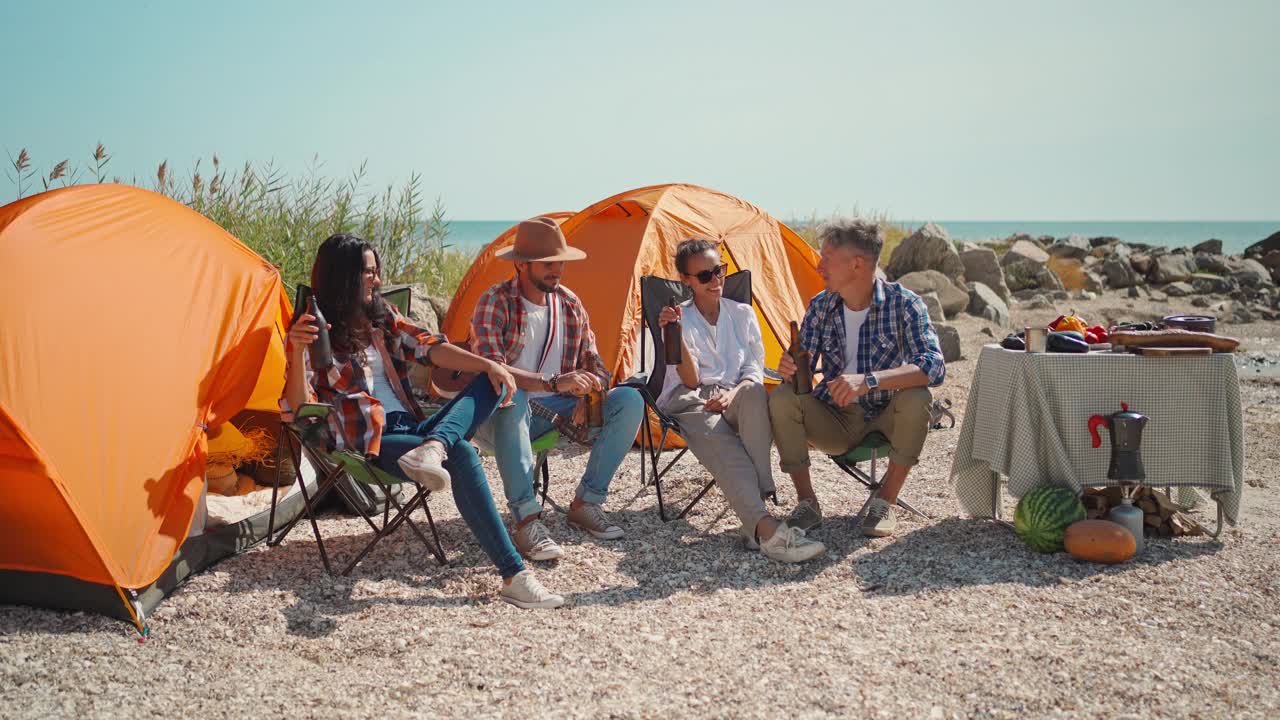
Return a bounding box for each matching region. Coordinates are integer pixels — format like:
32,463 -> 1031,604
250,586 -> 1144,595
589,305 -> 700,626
843,304 -> 870,375
364,345 -> 409,416
514,295 -> 564,398
658,297 -> 765,410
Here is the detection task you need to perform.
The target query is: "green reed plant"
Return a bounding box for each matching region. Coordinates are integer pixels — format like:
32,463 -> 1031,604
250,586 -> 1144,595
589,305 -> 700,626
3,145 -> 476,297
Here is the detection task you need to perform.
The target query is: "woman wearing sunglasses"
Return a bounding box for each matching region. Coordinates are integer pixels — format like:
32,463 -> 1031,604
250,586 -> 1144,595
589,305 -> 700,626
657,239 -> 825,563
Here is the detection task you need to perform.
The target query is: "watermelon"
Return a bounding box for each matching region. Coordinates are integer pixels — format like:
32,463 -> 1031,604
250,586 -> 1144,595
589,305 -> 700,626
1014,485 -> 1087,553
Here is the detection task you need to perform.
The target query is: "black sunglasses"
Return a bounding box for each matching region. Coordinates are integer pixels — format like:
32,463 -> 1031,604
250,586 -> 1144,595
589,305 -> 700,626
686,263 -> 728,284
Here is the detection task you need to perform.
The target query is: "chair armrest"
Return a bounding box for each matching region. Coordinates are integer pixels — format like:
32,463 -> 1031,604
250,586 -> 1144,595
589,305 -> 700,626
763,368 -> 782,383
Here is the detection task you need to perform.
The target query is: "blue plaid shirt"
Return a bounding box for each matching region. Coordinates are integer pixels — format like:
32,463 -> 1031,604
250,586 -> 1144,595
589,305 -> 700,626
799,279 -> 945,420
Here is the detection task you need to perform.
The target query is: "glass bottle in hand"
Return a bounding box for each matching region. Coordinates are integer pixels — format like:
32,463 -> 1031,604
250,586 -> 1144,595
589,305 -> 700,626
788,320 -> 812,394
663,299 -> 683,365
306,295 -> 333,369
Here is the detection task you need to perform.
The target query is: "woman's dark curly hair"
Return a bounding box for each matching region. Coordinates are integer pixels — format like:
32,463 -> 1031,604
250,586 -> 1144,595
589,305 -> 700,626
310,234 -> 392,354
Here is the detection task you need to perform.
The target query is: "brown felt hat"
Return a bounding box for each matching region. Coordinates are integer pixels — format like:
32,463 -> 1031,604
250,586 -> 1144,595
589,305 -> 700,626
495,216 -> 587,262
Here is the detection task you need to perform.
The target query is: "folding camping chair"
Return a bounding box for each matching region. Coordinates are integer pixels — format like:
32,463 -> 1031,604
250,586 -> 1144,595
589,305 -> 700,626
264,284 -> 447,575
622,270 -> 755,521
265,403 -> 448,575
828,432 -> 930,528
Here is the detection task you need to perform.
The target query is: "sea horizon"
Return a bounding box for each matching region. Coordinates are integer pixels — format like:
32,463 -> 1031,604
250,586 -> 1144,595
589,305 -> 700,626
442,219 -> 1279,257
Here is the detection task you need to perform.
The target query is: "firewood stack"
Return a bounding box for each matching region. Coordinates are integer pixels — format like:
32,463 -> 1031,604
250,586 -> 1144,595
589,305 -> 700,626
1081,486 -> 1206,537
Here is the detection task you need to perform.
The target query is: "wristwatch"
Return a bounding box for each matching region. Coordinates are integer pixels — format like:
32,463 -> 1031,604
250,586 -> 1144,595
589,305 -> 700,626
864,373 -> 879,391
542,372 -> 559,393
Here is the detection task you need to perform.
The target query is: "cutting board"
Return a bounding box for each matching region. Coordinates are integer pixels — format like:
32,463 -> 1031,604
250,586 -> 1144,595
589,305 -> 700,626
1130,346 -> 1213,356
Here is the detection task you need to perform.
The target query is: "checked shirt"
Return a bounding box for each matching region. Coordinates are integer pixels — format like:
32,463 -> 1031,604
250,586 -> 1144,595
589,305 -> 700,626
280,304 -> 445,457
798,278 -> 946,420
470,276 -> 609,381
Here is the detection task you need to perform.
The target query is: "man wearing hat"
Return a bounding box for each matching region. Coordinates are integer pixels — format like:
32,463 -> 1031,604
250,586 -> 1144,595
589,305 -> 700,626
471,217 -> 644,561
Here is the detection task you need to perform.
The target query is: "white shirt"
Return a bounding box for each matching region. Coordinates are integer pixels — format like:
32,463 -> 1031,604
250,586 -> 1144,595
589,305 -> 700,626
843,304 -> 870,375
514,295 -> 564,398
658,297 -> 765,410
364,345 -> 409,415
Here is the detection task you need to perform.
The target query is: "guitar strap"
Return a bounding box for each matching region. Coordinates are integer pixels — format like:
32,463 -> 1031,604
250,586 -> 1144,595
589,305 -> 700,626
535,291 -> 559,375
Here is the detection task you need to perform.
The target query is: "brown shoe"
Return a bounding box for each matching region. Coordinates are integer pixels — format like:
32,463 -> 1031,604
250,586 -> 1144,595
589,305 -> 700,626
566,503 -> 624,540
862,498 -> 898,537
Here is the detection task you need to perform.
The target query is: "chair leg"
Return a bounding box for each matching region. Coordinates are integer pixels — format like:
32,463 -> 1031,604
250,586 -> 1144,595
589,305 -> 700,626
674,478 -> 716,521
537,451 -> 567,514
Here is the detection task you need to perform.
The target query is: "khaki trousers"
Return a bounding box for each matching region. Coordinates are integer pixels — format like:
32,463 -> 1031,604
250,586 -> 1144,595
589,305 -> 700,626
664,381 -> 775,528
768,383 -> 932,473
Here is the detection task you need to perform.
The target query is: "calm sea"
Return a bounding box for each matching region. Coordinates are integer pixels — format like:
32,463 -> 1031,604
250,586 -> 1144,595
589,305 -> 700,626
443,220 -> 1278,256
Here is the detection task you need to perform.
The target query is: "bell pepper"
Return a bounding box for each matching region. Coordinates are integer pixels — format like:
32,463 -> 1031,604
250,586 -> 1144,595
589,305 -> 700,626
1084,330 -> 1100,344
1087,325 -> 1108,343
1049,310 -> 1089,335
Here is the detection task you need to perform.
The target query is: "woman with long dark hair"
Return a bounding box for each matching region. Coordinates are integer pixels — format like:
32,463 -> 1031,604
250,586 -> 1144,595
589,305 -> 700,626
283,234 -> 563,609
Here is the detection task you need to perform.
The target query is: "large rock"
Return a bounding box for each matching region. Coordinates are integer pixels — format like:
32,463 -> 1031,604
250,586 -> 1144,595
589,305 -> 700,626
1225,257 -> 1273,288
1163,282 -> 1194,297
1195,253 -> 1229,274
405,283 -> 442,333
936,324 -> 962,363
1148,254 -> 1197,284
886,222 -> 965,281
1245,230 -> 1280,258
1258,250 -> 1280,284
1048,234 -> 1091,260
1129,253 -> 1153,276
1000,240 -> 1058,291
897,270 -> 969,316
1090,235 -> 1120,248
968,282 -> 1010,327
1102,256 -> 1139,288
919,291 -> 946,323
1192,239 -> 1223,255
1190,273 -> 1235,295
959,245 -> 1010,300
1046,256 -> 1096,292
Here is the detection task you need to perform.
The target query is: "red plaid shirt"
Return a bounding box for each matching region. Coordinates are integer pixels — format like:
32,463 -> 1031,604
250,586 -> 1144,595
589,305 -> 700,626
470,276 -> 608,382
280,305 -> 445,456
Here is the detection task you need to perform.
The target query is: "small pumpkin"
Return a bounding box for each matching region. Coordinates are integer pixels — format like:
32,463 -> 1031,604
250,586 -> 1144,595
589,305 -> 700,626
1064,519 -> 1136,564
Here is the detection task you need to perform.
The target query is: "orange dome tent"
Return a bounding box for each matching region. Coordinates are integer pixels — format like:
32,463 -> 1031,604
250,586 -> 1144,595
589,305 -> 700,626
441,184 -> 822,384
0,185 -> 297,630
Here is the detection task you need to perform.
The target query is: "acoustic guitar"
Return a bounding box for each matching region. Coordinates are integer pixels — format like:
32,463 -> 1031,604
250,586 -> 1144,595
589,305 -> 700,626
429,341 -> 592,446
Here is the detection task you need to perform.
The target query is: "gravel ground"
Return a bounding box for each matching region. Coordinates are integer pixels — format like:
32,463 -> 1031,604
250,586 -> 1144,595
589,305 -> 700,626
3,290 -> 1278,719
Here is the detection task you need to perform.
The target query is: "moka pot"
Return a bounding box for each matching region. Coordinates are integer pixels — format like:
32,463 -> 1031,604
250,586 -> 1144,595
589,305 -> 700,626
1088,403 -> 1148,482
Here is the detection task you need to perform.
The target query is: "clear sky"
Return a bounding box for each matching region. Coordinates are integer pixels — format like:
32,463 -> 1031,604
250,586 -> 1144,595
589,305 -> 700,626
3,0 -> 1277,220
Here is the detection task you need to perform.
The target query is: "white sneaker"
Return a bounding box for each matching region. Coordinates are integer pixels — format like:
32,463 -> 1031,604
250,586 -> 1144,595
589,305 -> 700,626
500,570 -> 565,609
514,519 -> 565,561
759,522 -> 826,563
397,442 -> 449,492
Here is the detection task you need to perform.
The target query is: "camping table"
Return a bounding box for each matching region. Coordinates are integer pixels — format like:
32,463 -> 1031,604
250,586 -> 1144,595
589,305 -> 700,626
949,345 -> 1244,534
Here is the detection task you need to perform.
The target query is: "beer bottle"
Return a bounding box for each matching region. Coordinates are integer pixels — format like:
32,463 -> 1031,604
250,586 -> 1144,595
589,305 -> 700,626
788,321 -> 812,394
663,299 -> 683,365
306,295 -> 334,370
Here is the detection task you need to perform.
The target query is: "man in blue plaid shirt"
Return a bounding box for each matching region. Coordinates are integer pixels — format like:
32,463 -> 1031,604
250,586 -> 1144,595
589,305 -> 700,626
771,218 -> 946,537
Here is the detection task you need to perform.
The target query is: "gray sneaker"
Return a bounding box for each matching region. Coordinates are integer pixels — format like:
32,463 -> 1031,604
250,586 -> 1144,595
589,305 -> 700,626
567,502 -> 624,540
514,519 -> 565,561
862,498 -> 898,538
788,497 -> 823,531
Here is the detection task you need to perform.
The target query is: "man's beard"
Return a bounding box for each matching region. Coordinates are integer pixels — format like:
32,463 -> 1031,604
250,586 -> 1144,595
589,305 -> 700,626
532,276 -> 559,293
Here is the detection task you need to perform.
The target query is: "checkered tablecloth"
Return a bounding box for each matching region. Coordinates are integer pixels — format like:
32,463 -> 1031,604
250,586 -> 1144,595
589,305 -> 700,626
950,345 -> 1245,524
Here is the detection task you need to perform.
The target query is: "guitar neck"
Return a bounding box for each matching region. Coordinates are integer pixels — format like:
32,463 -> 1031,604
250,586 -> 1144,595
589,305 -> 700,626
528,399 -> 566,425
529,398 -> 589,444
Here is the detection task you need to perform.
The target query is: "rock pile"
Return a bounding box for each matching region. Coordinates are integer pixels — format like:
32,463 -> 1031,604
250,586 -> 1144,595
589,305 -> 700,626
881,225 -> 1280,331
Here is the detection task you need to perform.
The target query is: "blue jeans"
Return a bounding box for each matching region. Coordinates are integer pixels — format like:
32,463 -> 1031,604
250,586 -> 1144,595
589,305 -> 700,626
375,376 -> 525,580
475,386 -> 644,522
